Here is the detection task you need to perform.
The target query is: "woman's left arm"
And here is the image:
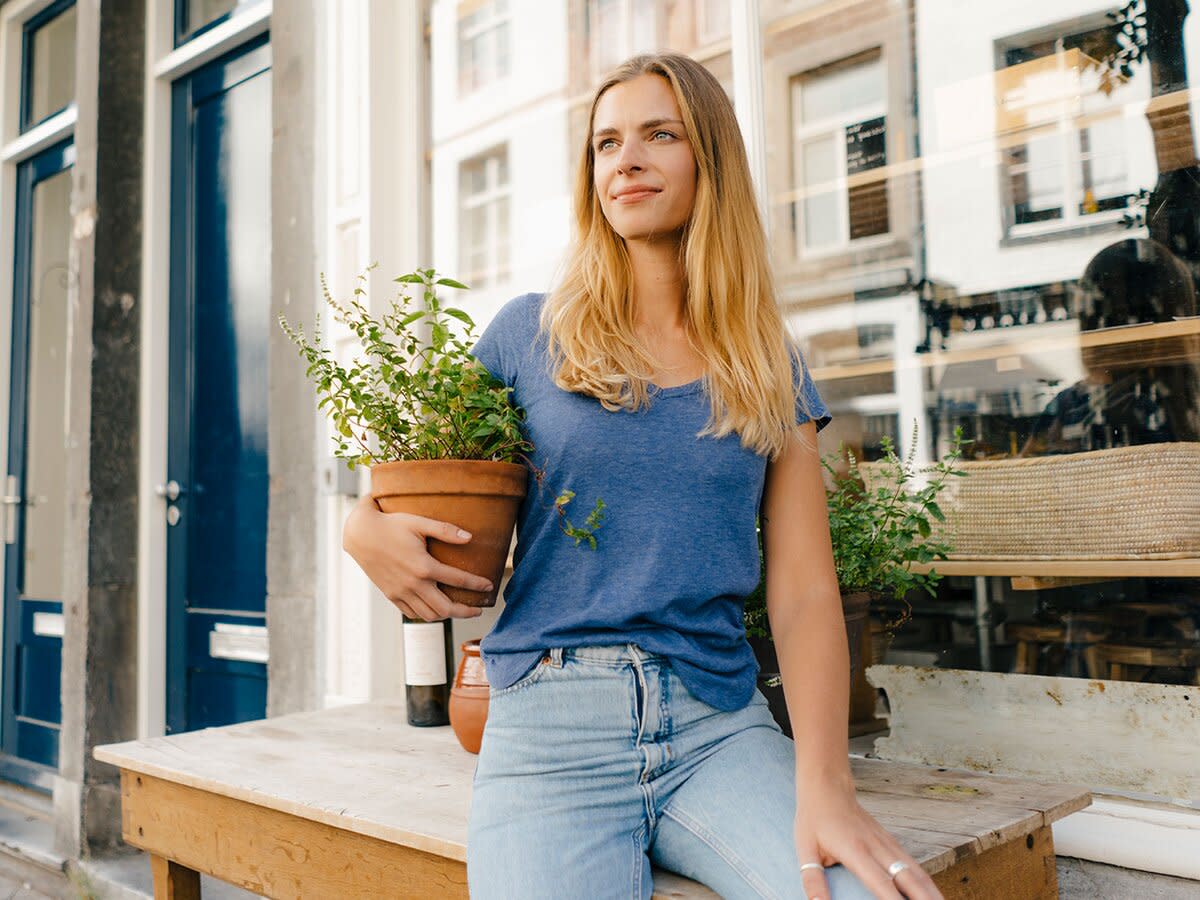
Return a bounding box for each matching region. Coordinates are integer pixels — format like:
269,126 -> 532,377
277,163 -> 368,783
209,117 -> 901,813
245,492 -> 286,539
762,421 -> 943,900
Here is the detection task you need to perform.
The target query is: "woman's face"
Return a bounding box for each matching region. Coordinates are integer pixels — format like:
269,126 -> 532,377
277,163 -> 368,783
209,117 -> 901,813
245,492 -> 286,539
591,73 -> 697,243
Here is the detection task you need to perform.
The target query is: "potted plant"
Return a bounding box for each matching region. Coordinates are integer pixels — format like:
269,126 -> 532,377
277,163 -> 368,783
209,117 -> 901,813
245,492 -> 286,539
744,425 -> 968,736
279,265 -> 606,609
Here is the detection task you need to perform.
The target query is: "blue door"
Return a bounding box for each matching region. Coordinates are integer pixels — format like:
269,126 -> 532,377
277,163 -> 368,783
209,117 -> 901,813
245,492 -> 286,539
2,139 -> 74,791
166,36 -> 270,734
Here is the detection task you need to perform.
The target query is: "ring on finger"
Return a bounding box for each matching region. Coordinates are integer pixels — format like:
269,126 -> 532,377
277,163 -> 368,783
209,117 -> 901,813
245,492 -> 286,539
887,860 -> 909,879
799,862 -> 823,873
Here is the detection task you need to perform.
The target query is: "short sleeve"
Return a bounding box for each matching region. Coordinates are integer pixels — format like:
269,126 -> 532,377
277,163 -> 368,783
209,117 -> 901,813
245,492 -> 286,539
468,292 -> 536,390
791,346 -> 833,432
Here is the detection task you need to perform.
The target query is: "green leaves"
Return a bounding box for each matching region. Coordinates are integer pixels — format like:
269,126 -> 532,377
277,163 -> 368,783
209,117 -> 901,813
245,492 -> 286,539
277,265 -> 536,468
820,423 -> 970,633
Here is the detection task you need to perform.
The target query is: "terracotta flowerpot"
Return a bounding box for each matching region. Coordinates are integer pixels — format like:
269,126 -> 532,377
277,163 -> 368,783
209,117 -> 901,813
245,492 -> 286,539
748,590 -> 874,738
449,638 -> 489,754
371,459 -> 526,608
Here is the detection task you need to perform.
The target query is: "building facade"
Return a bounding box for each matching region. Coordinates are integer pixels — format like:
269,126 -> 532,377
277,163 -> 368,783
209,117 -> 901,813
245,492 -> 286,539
0,0 -> 1195,895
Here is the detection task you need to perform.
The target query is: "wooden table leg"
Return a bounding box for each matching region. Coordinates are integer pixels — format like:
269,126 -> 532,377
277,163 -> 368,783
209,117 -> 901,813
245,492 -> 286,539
151,854 -> 202,900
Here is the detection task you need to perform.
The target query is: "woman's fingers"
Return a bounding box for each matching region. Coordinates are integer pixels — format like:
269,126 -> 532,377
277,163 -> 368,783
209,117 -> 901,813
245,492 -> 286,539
792,835 -> 830,900
840,841 -> 905,900
867,832 -> 944,900
428,557 -> 494,594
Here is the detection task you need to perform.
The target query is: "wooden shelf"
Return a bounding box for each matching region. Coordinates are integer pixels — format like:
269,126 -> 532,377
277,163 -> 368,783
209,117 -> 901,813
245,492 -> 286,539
908,558 -> 1200,578
809,317 -> 1200,383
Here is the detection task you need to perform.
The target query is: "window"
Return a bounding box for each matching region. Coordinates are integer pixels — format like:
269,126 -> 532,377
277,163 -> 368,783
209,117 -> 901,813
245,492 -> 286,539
21,0 -> 76,132
175,0 -> 257,46
790,53 -> 889,255
996,26 -> 1145,232
696,0 -> 730,44
458,147 -> 510,289
586,0 -> 657,82
458,0 -> 511,95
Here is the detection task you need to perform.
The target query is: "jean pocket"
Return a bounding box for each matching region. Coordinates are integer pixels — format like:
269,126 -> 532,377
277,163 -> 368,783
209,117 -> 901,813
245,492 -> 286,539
488,656 -> 553,699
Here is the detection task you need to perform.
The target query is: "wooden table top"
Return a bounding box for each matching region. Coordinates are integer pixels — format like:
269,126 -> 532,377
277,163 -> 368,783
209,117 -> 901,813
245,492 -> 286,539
93,699 -> 1092,880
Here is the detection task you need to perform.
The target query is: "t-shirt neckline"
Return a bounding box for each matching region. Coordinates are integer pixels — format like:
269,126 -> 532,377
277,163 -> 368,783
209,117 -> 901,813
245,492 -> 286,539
647,377 -> 705,397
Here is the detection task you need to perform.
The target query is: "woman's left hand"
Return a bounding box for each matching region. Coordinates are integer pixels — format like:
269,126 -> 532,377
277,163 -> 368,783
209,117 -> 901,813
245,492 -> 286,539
793,779 -> 944,900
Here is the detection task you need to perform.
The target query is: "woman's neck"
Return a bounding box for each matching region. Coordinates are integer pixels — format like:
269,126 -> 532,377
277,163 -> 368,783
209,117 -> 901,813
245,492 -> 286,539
627,239 -> 686,333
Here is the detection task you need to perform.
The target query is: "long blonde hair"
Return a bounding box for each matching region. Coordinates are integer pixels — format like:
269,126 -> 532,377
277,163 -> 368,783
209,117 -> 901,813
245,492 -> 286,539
540,52 -> 816,461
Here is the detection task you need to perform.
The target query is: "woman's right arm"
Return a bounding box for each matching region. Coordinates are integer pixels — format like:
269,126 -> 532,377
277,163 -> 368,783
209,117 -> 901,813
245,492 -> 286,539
342,494 -> 490,621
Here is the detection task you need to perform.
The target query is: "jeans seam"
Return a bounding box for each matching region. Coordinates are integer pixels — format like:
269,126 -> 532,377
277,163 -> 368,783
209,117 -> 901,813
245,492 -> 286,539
633,820 -> 646,899
660,806 -> 780,900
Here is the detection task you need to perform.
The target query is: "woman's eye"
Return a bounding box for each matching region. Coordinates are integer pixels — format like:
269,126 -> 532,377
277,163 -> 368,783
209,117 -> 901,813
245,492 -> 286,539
653,130 -> 675,141
597,138 -> 615,151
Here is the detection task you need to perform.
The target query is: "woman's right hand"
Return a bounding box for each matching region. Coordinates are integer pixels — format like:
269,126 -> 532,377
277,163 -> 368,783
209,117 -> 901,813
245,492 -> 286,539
342,495 -> 492,621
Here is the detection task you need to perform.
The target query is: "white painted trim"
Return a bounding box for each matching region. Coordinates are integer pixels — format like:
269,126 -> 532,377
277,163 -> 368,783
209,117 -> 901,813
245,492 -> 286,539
136,0 -> 272,740
1054,796 -> 1200,881
0,105 -> 77,164
0,0 -> 76,727
151,1 -> 271,83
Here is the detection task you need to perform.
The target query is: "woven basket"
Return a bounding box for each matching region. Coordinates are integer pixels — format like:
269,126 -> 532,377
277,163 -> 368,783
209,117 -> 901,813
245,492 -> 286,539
857,442 -> 1200,560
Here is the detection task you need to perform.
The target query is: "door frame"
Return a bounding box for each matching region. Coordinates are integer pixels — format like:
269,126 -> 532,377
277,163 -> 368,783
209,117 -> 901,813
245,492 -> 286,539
0,138 -> 73,791
138,0 -> 270,741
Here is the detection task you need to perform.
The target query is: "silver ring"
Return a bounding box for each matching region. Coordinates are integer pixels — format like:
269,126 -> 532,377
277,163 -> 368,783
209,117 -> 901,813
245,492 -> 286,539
887,861 -> 909,879
799,862 -> 824,873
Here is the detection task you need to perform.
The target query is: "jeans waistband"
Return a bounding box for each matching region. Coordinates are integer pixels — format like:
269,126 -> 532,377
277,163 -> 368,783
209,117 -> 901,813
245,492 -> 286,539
554,643 -> 667,667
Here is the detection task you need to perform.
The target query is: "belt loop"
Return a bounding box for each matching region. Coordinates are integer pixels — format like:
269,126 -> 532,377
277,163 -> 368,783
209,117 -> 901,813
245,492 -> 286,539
550,647 -> 564,667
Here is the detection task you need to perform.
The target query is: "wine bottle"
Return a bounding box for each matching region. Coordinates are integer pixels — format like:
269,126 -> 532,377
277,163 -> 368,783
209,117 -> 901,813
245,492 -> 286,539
402,614 -> 455,726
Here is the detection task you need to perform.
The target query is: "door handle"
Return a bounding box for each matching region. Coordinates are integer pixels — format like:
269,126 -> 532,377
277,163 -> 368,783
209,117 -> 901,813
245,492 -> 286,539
155,480 -> 184,501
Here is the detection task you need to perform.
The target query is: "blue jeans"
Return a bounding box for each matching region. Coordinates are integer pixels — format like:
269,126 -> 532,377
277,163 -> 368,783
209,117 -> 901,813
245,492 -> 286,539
467,643 -> 876,899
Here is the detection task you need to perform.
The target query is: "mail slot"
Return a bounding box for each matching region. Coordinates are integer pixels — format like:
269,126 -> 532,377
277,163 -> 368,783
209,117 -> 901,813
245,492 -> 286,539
209,622 -> 269,664
33,612 -> 64,638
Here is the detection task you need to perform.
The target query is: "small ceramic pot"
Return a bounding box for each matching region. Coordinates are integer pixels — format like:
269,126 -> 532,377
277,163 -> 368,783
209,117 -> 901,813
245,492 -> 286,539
448,639 -> 490,753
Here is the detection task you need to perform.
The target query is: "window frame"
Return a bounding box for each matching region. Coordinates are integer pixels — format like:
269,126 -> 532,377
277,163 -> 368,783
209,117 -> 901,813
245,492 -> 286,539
19,0 -> 76,135
456,0 -> 512,97
789,52 -> 890,260
586,0 -> 657,83
174,0 -> 265,48
457,145 -> 511,290
996,28 -> 1146,240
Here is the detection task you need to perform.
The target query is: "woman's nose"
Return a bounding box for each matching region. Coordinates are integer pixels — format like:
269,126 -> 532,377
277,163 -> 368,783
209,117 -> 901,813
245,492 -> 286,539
616,143 -> 644,174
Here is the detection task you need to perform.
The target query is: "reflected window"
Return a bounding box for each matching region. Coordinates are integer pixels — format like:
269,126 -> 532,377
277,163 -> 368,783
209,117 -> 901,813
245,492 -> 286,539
459,146 -> 510,288
791,52 -> 889,255
458,0 -> 511,95
21,0 -> 76,132
586,0 -> 658,82
996,24 -> 1146,231
176,0 -> 248,45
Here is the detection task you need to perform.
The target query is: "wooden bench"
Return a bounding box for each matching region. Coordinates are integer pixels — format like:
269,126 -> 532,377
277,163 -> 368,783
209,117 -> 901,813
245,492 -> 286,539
93,700 -> 1090,899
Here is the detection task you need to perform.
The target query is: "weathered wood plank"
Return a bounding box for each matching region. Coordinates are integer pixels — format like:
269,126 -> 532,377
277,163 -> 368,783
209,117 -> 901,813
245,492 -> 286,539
867,664 -> 1198,797
933,823 -> 1058,900
126,771 -> 470,899
850,757 -> 1091,824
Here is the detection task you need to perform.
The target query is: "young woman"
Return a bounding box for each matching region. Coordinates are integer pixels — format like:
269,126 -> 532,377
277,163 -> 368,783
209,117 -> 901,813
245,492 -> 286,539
343,53 -> 942,900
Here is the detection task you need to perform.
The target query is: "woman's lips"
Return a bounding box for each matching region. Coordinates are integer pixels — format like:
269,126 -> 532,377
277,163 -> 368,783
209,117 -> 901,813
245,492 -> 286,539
613,190 -> 660,203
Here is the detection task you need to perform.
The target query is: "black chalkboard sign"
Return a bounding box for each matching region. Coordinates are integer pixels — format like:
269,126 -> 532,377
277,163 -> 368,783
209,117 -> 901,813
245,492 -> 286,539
845,116 -> 886,175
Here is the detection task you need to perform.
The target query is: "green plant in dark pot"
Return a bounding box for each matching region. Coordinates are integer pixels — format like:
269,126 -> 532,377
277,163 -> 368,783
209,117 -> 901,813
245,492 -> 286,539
744,424 -> 968,735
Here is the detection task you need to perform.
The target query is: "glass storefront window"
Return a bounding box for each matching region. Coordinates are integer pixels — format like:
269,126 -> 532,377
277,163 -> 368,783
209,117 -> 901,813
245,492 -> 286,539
22,1 -> 76,131
435,1 -> 1200,693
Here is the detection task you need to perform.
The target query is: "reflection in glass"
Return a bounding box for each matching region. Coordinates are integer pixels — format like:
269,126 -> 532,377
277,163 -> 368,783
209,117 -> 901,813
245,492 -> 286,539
183,0 -> 237,38
23,168 -> 72,600
26,3 -> 76,129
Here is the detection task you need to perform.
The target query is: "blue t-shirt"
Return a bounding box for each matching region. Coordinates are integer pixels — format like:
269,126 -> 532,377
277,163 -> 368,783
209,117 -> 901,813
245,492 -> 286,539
468,292 -> 832,711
